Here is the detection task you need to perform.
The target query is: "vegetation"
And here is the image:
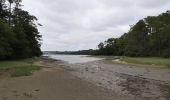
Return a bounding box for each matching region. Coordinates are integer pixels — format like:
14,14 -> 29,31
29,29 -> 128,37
0,0 -> 42,60
49,50 -> 98,55
0,58 -> 41,77
96,11 -> 170,58
119,57 -> 170,67
52,10 -> 170,59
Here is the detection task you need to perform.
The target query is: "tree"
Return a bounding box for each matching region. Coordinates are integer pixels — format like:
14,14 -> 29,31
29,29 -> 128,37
0,19 -> 13,59
0,0 -> 42,60
124,20 -> 149,56
7,0 -> 14,26
98,42 -> 104,50
96,10 -> 170,58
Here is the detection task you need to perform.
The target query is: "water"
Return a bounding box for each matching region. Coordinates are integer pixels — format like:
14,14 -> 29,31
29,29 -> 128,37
47,54 -> 102,64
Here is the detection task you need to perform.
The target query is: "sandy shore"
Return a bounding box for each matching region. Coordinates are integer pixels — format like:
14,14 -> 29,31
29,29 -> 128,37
0,58 -> 134,100
0,57 -> 170,100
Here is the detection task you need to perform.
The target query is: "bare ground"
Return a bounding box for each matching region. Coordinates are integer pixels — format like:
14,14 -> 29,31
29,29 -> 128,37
0,58 -> 170,100
67,59 -> 170,100
0,58 -> 134,100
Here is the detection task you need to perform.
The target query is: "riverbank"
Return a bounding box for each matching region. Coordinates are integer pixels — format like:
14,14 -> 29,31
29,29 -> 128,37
67,57 -> 170,100
0,58 -> 41,77
0,57 -> 170,100
119,57 -> 170,67
0,58 -> 133,100
92,56 -> 170,67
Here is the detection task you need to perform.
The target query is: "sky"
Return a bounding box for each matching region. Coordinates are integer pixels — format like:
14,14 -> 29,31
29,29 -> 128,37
22,0 -> 170,51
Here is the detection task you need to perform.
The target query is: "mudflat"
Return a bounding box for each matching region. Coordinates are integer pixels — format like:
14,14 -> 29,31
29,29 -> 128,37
0,58 -> 133,100
68,59 -> 170,100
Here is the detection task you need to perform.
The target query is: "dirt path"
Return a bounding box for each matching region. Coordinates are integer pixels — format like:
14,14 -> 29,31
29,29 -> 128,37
0,59 -> 133,100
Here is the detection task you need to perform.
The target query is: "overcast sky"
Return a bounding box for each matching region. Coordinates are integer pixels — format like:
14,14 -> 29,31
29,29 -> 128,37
22,0 -> 170,51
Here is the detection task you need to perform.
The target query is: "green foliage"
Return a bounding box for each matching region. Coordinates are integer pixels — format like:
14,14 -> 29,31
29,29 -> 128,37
97,10 -> 170,58
0,58 -> 41,77
0,0 -> 42,60
120,57 -> 170,67
0,19 -> 13,59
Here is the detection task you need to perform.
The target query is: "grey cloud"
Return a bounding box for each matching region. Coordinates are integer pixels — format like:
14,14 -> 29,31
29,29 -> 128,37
22,0 -> 170,51
137,0 -> 170,8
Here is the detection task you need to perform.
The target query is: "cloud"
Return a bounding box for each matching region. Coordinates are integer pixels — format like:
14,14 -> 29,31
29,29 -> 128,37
22,0 -> 170,51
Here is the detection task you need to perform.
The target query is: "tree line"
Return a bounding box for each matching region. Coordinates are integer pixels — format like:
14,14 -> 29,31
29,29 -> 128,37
58,11 -> 170,58
96,10 -> 170,57
0,0 -> 42,60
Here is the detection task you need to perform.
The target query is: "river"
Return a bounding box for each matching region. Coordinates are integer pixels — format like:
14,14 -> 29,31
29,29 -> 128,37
47,54 -> 103,64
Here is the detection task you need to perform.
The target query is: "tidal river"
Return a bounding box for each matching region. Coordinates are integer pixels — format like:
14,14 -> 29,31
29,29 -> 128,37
48,54 -> 102,64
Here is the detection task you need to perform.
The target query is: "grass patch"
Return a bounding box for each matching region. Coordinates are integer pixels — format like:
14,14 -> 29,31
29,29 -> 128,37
119,57 -> 170,67
0,58 -> 41,77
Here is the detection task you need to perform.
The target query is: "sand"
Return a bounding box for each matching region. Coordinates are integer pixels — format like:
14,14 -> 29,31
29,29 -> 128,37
67,59 -> 170,100
0,57 -> 170,100
0,58 -> 133,100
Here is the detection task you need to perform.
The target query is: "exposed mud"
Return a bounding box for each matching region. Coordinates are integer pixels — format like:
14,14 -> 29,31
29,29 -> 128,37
65,59 -> 170,100
0,58 -> 133,100
0,57 -> 170,100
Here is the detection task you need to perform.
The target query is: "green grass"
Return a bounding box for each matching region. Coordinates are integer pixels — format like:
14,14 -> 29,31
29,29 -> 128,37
119,57 -> 170,67
0,58 -> 41,77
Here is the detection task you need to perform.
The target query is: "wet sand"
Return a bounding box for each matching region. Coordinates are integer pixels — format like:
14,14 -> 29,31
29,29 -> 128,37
68,59 -> 170,100
0,58 -> 133,100
0,57 -> 170,100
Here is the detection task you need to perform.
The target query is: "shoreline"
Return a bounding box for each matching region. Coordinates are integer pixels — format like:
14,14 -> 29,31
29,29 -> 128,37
64,57 -> 170,100
0,57 -> 170,100
0,57 -> 134,100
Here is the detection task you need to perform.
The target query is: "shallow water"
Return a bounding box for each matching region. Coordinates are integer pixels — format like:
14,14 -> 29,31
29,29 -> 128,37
48,54 -> 102,64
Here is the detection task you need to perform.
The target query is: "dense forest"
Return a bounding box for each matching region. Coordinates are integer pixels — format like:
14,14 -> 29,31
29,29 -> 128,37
53,11 -> 170,58
96,10 -> 170,57
0,0 -> 42,60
